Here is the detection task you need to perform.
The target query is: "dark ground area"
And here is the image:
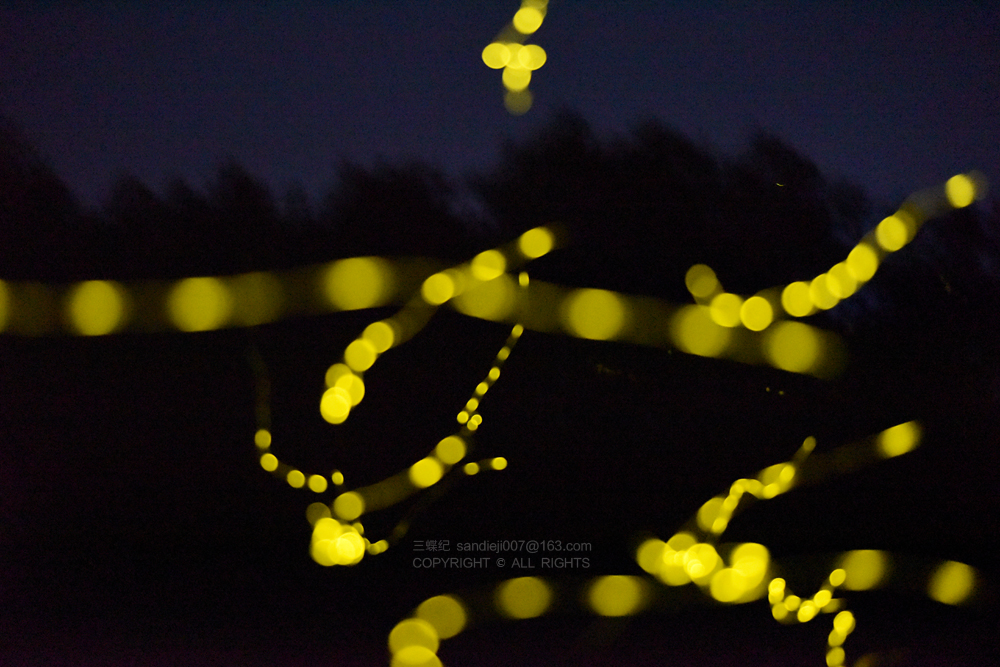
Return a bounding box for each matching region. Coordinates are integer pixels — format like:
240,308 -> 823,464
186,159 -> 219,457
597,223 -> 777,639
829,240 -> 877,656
2,303 -> 997,665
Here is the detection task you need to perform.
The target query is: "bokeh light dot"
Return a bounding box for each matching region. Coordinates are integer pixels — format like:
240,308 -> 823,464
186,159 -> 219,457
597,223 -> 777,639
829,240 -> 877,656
512,6 -> 543,34
945,173 -> 976,208
67,280 -> 126,335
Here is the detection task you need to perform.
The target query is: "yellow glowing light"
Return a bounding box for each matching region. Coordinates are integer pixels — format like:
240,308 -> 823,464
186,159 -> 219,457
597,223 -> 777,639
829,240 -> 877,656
476,381 -> 490,394
323,257 -> 392,310
482,42 -> 511,69
286,469 -> 305,488
67,280 -> 126,335
416,595 -> 467,640
833,610 -> 855,635
391,647 -> 441,667
496,577 -> 552,619
502,66 -> 531,92
839,550 -> 888,590
945,174 -> 976,208
829,569 -> 846,587
928,561 -> 976,605
709,568 -> 747,603
827,263 -> 858,299
333,530 -> 365,565
697,497 -> 725,533
809,274 -> 840,310
826,646 -> 845,667
683,543 -> 720,582
254,429 -> 271,449
518,227 -> 554,258
325,363 -> 351,388
781,281 -> 815,317
491,456 -> 508,470
517,44 -> 547,70
504,89 -> 533,115
740,296 -> 774,331
765,321 -> 821,374
167,277 -> 232,332
562,288 -> 627,340
797,601 -> 818,623
0,279 -> 8,331
636,538 -> 666,575
388,618 -> 439,656
685,264 -> 719,299
877,421 -> 921,458
813,589 -> 833,608
464,462 -> 480,475
308,474 -> 328,493
434,436 -> 467,465
421,272 -> 455,305
410,457 -> 444,488
452,273 -> 517,322
335,372 -> 366,406
363,320 -> 396,352
260,453 -> 278,472
730,543 -> 770,588
311,519 -> 366,567
344,338 -> 378,372
657,532 -> 697,586
709,292 -> 743,327
333,491 -> 365,521
875,215 -> 909,251
320,387 -> 352,424
512,6 -> 544,34
471,249 -> 507,281
331,470 -> 345,485
846,243 -> 879,282
588,576 -> 645,616
671,305 -> 732,357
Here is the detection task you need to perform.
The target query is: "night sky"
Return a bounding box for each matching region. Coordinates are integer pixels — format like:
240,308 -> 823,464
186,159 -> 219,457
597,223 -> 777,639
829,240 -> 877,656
2,2 -> 999,666
2,0 -> 998,209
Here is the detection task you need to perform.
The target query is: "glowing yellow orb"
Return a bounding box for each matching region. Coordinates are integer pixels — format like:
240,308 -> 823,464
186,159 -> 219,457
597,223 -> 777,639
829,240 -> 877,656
945,173 -> 976,208
67,280 -> 126,335
512,7 -> 544,34
168,277 -> 232,332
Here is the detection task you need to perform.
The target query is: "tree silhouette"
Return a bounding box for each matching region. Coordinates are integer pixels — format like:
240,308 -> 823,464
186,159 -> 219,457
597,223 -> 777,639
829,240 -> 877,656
320,160 -> 476,260
206,160 -> 284,273
0,117 -> 82,279
472,111 -> 865,301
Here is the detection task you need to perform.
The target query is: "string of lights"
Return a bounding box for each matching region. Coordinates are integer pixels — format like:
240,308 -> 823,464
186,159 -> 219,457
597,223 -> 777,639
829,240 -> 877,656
387,423 -> 981,667
481,0 -> 549,115
0,172 -> 989,666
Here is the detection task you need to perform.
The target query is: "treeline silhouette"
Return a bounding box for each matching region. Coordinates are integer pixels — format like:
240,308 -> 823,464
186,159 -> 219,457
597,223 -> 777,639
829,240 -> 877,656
2,110 -> 999,386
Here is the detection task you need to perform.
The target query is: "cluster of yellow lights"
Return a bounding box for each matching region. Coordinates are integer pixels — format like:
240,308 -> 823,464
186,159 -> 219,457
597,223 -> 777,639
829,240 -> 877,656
0,174 -> 987,665
682,172 -> 986,333
250,226 -> 558,566
390,420 -> 979,666
2,174 -> 986,385
482,1 -> 548,115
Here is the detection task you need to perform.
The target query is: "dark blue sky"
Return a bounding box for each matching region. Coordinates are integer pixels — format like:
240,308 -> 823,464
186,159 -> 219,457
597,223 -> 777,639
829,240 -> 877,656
3,0 -> 998,209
